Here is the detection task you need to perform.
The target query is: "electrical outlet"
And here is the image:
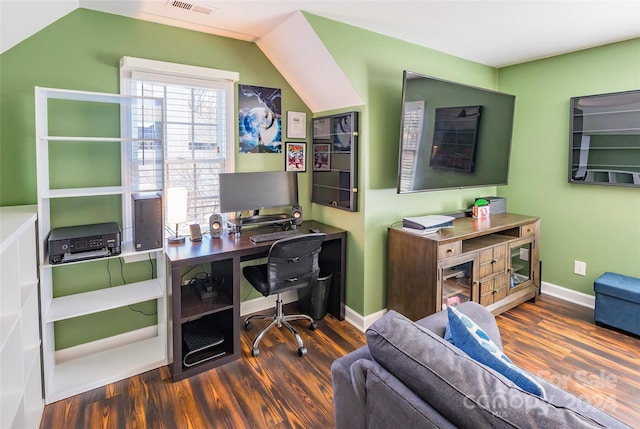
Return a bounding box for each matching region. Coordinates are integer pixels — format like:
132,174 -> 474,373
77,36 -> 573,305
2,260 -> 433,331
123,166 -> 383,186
574,260 -> 586,276
519,248 -> 529,261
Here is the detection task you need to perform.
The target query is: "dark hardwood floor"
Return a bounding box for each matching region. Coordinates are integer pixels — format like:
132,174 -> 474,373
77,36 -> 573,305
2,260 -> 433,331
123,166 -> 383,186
40,295 -> 640,428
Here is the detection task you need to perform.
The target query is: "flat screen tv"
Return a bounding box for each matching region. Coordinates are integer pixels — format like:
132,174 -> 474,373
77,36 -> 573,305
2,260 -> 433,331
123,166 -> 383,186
219,171 -> 298,214
397,71 -> 516,193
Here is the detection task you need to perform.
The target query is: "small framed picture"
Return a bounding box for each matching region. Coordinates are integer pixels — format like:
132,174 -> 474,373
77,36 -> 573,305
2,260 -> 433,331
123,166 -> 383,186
285,142 -> 306,172
287,111 -> 307,139
313,144 -> 331,171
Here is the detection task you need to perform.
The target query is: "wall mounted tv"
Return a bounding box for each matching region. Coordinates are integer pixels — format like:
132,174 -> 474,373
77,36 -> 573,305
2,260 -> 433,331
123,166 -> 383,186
397,71 -> 516,193
569,89 -> 640,187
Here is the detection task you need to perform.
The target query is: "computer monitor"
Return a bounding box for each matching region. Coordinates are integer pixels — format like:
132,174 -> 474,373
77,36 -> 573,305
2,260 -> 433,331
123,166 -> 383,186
219,171 -> 299,214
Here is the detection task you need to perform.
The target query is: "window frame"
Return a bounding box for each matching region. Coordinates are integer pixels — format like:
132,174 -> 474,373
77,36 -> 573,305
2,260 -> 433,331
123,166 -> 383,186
120,57 -> 238,236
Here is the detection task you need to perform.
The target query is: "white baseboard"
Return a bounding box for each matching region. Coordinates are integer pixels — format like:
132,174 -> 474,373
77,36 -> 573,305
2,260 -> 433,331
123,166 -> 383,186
57,283 -> 593,363
344,306 -> 387,333
541,281 -> 595,309
341,281 -> 596,334
240,290 -> 298,317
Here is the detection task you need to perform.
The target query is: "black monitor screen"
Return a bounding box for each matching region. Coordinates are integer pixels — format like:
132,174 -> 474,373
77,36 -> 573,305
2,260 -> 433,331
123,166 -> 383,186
219,171 -> 299,213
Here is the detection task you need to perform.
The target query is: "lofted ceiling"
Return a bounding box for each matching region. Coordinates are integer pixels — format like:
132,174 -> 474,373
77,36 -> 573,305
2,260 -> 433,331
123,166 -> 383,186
2,1 -> 639,67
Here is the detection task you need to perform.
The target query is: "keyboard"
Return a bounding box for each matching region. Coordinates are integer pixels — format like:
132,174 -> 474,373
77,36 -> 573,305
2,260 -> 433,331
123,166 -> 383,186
250,229 -> 303,243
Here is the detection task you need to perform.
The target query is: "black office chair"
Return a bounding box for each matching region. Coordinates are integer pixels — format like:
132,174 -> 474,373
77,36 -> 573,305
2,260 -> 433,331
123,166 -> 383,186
243,233 -> 326,357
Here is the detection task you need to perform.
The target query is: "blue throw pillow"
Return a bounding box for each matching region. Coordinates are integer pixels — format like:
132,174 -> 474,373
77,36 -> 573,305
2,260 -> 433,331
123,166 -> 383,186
447,305 -> 546,398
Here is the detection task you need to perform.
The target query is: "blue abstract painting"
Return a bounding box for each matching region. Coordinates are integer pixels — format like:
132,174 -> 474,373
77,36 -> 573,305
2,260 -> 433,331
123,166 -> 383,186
238,84 -> 282,153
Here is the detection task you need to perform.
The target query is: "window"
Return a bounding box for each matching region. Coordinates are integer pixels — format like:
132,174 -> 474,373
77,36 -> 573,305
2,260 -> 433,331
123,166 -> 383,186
120,57 -> 238,234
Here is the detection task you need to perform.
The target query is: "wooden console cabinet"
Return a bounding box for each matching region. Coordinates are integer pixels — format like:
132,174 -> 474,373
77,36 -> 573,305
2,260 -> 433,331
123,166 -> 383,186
387,213 -> 540,320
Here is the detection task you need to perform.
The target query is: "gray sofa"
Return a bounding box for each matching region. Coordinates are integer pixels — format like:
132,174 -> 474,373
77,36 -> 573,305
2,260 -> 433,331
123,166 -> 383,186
332,301 -> 630,429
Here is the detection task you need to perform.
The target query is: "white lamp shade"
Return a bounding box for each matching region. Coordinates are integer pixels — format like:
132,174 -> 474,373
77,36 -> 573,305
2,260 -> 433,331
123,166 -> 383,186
166,187 -> 188,224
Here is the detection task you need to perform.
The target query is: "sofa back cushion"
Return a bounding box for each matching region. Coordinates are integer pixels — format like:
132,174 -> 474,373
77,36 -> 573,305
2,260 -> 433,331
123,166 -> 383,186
366,310 -> 623,429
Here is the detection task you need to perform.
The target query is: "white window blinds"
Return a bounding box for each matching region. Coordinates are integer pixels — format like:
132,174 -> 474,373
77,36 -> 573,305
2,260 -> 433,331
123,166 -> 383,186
120,57 -> 238,234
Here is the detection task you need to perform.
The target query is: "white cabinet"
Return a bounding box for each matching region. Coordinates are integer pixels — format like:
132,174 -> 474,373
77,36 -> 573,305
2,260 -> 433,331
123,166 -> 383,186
0,205 -> 43,428
35,87 -> 168,403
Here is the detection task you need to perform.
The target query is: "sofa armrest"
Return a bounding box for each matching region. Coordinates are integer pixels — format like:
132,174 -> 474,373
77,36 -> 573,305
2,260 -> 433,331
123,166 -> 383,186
331,346 -> 371,429
353,358 -> 456,429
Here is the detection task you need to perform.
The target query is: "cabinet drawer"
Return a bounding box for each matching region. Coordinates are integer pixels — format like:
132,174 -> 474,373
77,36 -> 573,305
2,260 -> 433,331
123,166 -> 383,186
478,245 -> 507,278
438,241 -> 462,259
521,223 -> 536,237
479,274 -> 508,306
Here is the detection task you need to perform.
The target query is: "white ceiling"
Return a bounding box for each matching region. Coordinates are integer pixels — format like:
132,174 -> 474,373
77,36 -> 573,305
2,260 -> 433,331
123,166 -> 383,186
80,0 -> 640,67
1,1 -> 639,66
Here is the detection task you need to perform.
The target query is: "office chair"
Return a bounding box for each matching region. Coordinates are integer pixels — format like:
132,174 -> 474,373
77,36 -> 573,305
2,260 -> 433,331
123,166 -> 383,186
243,233 -> 326,357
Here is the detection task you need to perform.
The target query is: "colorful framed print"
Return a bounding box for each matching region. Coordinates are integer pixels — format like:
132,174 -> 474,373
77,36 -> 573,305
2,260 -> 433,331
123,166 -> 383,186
285,142 -> 306,172
313,143 -> 331,171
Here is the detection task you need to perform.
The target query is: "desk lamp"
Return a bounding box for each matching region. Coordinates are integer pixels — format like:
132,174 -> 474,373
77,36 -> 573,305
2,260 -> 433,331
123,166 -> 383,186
167,187 -> 188,244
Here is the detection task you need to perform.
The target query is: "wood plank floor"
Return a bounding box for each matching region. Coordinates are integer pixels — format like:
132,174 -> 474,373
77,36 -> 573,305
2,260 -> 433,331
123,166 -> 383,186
40,295 -> 640,428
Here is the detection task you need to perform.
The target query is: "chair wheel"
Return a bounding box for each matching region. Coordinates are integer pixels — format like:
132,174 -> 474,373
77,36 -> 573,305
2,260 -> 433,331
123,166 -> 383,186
245,321 -> 253,331
252,347 -> 260,357
298,347 -> 307,357
309,322 -> 317,331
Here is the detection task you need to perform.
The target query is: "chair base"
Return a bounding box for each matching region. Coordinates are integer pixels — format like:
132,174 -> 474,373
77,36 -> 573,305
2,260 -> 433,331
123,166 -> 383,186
244,293 -> 316,357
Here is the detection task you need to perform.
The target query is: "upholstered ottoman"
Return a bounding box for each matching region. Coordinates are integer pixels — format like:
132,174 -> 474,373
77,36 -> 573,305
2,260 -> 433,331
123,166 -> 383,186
594,272 -> 640,336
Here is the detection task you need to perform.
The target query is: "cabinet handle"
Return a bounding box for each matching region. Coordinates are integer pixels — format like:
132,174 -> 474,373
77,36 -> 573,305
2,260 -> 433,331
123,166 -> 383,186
447,249 -> 453,254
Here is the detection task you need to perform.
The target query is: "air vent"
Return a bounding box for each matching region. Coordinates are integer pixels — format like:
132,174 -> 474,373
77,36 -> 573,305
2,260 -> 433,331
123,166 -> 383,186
170,1 -> 192,10
167,0 -> 213,14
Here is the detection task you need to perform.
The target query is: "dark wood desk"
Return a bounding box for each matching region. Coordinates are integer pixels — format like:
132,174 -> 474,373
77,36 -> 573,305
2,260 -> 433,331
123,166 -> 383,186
165,220 -> 347,381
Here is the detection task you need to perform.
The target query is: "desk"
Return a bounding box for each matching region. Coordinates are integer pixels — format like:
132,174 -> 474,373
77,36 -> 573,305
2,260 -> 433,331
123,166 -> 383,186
165,220 -> 347,381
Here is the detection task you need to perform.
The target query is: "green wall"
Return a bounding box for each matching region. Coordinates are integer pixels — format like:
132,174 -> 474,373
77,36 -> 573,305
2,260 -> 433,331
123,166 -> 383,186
0,9 -> 311,348
1,6 -> 638,350
306,14 -> 501,315
497,38 -> 640,294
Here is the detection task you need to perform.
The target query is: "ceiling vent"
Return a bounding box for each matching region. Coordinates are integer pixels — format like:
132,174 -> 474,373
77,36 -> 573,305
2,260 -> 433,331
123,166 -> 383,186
167,1 -> 213,15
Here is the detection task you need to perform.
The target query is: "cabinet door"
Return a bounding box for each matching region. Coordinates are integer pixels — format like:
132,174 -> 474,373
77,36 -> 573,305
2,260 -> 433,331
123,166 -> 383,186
438,253 -> 478,311
509,236 -> 534,293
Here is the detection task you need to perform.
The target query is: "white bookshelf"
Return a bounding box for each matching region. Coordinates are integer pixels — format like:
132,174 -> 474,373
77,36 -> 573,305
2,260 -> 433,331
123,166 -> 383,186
35,87 -> 168,403
0,205 -> 43,429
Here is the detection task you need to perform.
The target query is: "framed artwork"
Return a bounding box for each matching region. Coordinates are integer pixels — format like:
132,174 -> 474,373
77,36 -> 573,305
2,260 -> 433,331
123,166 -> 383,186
313,117 -> 331,140
287,111 -> 307,139
313,144 -> 331,171
334,114 -> 353,151
285,142 -> 306,172
238,84 -> 282,153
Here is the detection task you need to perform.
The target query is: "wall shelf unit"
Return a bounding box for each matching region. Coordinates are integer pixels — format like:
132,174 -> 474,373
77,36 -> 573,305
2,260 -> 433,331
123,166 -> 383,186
1,205 -> 43,429
311,112 -> 359,212
569,90 -> 640,187
35,87 -> 168,403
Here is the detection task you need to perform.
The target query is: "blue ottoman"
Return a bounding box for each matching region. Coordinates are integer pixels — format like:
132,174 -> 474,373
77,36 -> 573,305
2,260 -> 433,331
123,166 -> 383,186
594,272 -> 640,336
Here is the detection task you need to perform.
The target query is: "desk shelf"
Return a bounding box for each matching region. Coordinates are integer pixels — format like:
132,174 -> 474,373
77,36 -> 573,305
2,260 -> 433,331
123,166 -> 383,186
169,255 -> 238,381
181,287 -> 234,322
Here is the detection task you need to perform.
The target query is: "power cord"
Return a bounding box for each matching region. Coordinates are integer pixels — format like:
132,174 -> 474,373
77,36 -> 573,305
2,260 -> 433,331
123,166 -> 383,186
106,257 -> 158,317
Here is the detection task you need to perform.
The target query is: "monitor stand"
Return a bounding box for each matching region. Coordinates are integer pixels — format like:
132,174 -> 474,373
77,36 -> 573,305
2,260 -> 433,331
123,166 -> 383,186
227,213 -> 295,235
